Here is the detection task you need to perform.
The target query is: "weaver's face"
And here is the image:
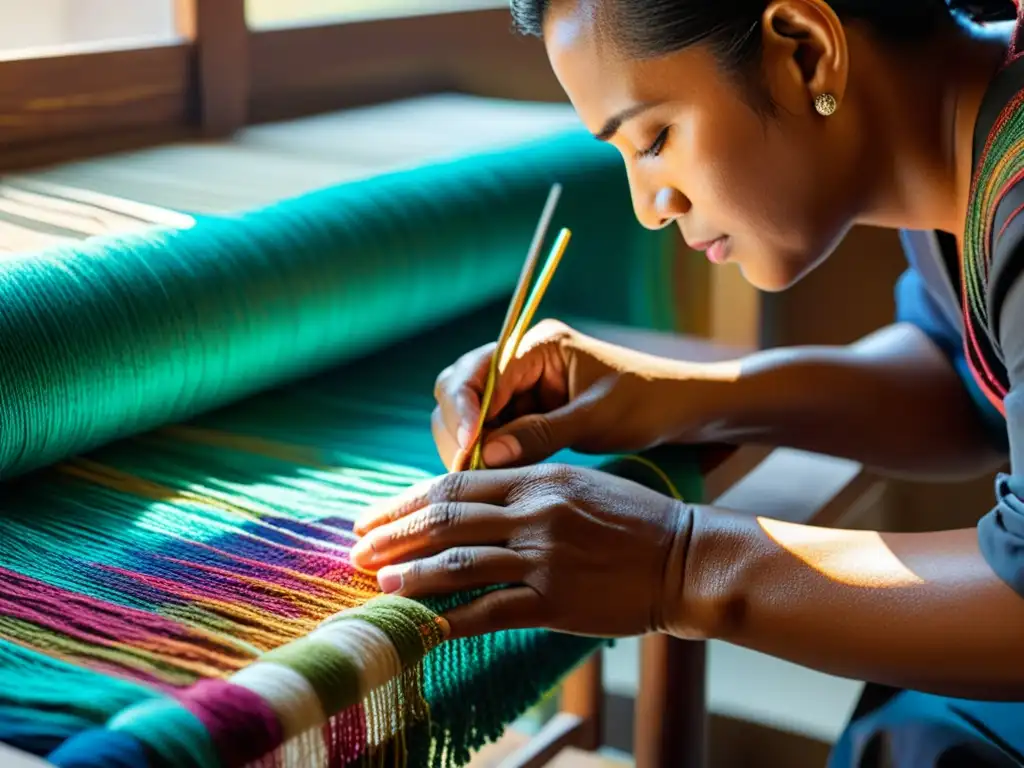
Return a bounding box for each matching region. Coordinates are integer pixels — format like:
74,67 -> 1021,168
542,0 -> 859,292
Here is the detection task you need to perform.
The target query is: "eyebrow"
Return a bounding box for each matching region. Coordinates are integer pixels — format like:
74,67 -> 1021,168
594,102 -> 662,142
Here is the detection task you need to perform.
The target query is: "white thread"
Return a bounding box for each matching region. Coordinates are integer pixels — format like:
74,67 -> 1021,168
279,728 -> 328,768
230,661 -> 326,740
313,618 -> 402,698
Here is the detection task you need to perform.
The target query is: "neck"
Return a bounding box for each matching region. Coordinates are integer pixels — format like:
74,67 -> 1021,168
856,20 -> 1009,235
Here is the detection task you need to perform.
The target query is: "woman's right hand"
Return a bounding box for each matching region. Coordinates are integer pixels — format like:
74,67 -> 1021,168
432,319 -> 712,470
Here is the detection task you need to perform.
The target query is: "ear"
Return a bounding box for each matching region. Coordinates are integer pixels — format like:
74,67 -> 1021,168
760,0 -> 849,115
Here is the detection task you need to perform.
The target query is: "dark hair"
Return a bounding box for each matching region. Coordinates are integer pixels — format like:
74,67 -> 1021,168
511,0 -> 1017,75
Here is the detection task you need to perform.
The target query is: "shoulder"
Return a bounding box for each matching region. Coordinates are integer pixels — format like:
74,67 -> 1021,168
990,180 -> 1024,348
968,76 -> 1024,346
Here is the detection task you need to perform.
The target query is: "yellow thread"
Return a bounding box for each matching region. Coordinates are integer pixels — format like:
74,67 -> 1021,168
59,459 -> 268,520
616,454 -> 684,501
159,426 -> 336,469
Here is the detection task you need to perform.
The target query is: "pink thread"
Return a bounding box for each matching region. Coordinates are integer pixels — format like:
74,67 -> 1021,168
177,678 -> 284,767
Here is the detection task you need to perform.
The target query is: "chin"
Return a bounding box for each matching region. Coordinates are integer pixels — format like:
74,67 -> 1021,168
733,244 -> 832,293
734,257 -> 804,293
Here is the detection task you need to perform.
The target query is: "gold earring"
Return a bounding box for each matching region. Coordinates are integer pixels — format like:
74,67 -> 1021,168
814,93 -> 838,117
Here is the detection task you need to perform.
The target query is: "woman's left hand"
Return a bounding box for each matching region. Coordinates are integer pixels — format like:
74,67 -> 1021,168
351,464 -> 692,640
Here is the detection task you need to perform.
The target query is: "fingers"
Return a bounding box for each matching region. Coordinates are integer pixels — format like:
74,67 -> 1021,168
431,407 -> 460,471
483,389 -> 595,466
376,546 -> 528,601
353,468 -> 523,536
433,336 -> 567,469
434,344 -> 492,453
442,587 -> 545,639
350,502 -> 511,570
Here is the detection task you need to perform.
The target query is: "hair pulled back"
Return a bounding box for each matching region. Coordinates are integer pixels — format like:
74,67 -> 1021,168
511,0 -> 1018,72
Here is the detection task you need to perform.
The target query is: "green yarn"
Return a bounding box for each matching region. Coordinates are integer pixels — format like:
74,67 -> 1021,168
335,595 -> 445,669
261,638 -> 362,715
0,305 -> 703,767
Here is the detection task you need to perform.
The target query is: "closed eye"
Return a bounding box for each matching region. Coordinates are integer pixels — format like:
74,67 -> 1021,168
637,127 -> 670,159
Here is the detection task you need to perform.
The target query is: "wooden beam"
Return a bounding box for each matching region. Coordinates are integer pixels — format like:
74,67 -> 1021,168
0,43 -> 192,156
0,6 -> 562,168
713,449 -> 878,526
498,713 -> 588,768
560,655 -> 603,751
188,0 -> 248,136
248,9 -> 563,124
634,635 -> 707,768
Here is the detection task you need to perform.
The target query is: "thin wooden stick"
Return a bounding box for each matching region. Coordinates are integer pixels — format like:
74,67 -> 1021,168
495,184 -> 563,362
462,183 -> 563,471
498,227 -> 571,373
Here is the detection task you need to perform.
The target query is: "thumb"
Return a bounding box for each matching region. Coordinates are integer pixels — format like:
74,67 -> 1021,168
481,398 -> 591,466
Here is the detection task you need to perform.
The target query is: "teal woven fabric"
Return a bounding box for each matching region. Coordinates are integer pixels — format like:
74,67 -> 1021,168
0,131 -> 673,480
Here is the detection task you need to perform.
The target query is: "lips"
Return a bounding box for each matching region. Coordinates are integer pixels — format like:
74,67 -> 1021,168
687,236 -> 730,264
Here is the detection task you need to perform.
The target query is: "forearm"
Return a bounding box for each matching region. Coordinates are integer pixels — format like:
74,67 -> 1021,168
676,507 -> 1024,699
689,323 -> 1004,479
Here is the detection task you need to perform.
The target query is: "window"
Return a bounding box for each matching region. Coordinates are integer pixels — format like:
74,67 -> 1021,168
0,0 -> 551,169
245,0 -> 504,29
0,0 -> 179,57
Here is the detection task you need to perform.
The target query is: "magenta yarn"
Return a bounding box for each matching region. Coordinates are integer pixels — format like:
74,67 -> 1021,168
176,679 -> 283,767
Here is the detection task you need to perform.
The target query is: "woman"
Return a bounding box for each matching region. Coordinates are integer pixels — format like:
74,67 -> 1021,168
352,0 -> 1024,763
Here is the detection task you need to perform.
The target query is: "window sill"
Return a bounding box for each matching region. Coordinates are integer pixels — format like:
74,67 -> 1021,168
0,7 -> 561,170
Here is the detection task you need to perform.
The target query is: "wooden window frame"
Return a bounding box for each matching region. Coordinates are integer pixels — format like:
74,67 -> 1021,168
0,1 -> 563,171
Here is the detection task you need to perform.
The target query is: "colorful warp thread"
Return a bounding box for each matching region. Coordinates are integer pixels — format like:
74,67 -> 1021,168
0,306 -> 702,767
47,596 -> 445,768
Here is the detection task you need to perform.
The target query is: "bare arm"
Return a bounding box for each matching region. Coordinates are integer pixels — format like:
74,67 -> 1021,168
689,322 -> 1005,480
675,508 -> 1024,699
666,256 -> 1024,698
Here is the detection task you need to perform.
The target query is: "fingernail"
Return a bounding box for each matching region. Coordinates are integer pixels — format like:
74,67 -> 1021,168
350,538 -> 375,565
456,424 -> 472,448
483,435 -> 520,466
378,567 -> 404,594
435,616 -> 451,638
451,448 -> 467,473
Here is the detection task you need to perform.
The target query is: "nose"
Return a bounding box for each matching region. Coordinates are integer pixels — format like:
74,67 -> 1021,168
631,182 -> 690,231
